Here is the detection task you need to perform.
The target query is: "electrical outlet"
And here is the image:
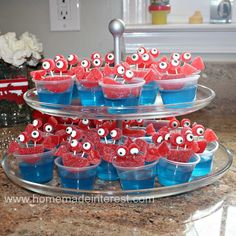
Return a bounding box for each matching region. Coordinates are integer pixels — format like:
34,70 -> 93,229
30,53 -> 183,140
49,0 -> 80,31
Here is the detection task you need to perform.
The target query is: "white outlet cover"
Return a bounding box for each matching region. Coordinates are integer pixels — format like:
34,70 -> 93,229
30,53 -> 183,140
49,0 -> 80,31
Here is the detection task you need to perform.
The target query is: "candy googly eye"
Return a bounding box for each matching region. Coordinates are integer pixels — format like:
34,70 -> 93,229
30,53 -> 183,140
71,130 -> 77,138
97,128 -> 105,136
42,61 -> 50,70
142,53 -> 150,62
56,60 -> 64,69
82,119 -> 89,125
171,59 -> 180,67
164,133 -> 170,141
17,134 -> 25,142
66,127 -> 73,134
31,130 -> 39,139
71,139 -> 78,148
196,127 -> 205,136
110,129 -> 118,138
32,119 -> 39,127
54,55 -> 61,61
125,70 -> 134,79
108,53 -> 114,60
137,47 -> 146,55
81,59 -> 90,68
45,124 -> 53,133
176,136 -> 184,145
136,119 -> 143,124
117,147 -> 127,157
116,65 -> 125,75
172,53 -> 180,60
67,54 -> 75,61
130,147 -> 139,155
131,53 -> 139,61
82,142 -> 91,151
93,53 -> 101,59
186,133 -> 194,142
182,52 -> 192,61
92,58 -> 102,67
169,119 -> 180,129
156,136 -> 163,144
159,62 -> 168,70
151,48 -> 158,55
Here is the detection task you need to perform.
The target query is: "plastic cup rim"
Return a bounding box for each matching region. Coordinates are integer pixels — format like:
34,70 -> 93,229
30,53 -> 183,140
199,141 -> 219,154
157,74 -> 200,84
54,156 -> 101,171
13,146 -> 55,158
99,78 -> 145,88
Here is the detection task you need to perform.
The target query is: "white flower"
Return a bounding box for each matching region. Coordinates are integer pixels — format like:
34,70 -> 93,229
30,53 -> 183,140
20,32 -> 43,53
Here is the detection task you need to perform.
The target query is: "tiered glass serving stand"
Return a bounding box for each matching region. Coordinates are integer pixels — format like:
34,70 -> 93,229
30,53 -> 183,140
1,84 -> 233,201
1,19 -> 233,202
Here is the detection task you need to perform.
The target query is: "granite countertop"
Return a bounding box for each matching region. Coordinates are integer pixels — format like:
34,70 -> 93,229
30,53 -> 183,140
0,63 -> 235,236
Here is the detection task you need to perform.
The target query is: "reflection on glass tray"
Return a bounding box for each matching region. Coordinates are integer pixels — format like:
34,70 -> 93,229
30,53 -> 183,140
24,85 -> 215,120
2,144 -> 232,202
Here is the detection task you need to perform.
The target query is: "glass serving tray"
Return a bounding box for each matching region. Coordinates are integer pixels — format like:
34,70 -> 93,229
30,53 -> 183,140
1,144 -> 233,202
24,85 -> 215,120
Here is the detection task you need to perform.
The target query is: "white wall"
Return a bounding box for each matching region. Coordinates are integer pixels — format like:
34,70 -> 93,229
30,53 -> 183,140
0,0 -> 122,58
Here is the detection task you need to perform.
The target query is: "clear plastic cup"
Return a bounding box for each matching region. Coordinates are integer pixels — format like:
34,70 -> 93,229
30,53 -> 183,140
156,75 -> 200,107
55,157 -> 100,190
14,147 -> 55,184
97,159 -> 118,181
99,78 -> 145,114
112,159 -> 158,190
157,154 -> 200,186
75,80 -> 105,106
191,141 -> 219,178
33,75 -> 74,105
139,81 -> 159,105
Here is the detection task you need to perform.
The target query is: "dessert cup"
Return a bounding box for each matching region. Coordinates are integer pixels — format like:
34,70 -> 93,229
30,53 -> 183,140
97,159 -> 118,181
33,75 -> 74,105
14,148 -> 55,184
157,154 -> 200,186
149,5 -> 171,25
100,78 -> 145,114
112,159 -> 157,190
191,141 -> 219,178
55,157 -> 100,190
76,80 -> 105,106
156,75 -> 200,108
139,81 -> 159,105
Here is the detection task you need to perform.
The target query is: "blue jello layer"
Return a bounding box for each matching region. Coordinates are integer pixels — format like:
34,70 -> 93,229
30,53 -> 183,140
191,154 -> 213,177
160,86 -> 197,108
78,88 -> 105,106
19,158 -> 54,184
139,81 -> 159,105
97,160 -> 118,181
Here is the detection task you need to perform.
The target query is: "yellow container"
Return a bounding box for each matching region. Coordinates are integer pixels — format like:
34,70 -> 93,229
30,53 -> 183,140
149,5 -> 171,25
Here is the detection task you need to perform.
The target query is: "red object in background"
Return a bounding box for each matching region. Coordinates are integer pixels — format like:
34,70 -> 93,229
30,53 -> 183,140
0,77 -> 28,104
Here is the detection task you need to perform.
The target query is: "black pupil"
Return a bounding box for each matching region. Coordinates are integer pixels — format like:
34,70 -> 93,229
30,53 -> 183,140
173,123 -> 177,127
109,55 -> 112,59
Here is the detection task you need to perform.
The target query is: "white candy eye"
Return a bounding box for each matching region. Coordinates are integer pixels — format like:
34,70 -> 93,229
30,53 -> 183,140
157,136 -> 163,144
117,147 -> 126,157
108,53 -> 114,60
142,53 -> 150,62
71,130 -> 77,138
42,61 -> 50,70
171,121 -> 179,128
197,127 -> 204,136
186,130 -> 192,134
17,134 -> 25,142
98,128 -> 105,136
66,127 -> 73,134
131,54 -> 139,61
176,136 -> 184,145
125,70 -> 134,79
32,119 -> 38,127
82,119 -> 89,125
183,52 -> 191,60
171,59 -> 180,67
83,142 -> 91,150
151,48 -> 158,55
71,139 -> 78,148
186,133 -> 194,142
31,130 -> 39,139
45,124 -> 53,133
137,119 -> 143,124
93,53 -> 100,59
159,62 -> 168,69
67,54 -> 74,61
54,55 -> 61,61
172,53 -> 180,60
184,121 -> 190,127
130,147 -> 139,155
93,58 -> 102,67
81,60 -> 89,68
164,133 -> 170,141
110,130 -> 118,138
116,65 -> 125,75
56,60 -> 64,69
138,47 -> 145,55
